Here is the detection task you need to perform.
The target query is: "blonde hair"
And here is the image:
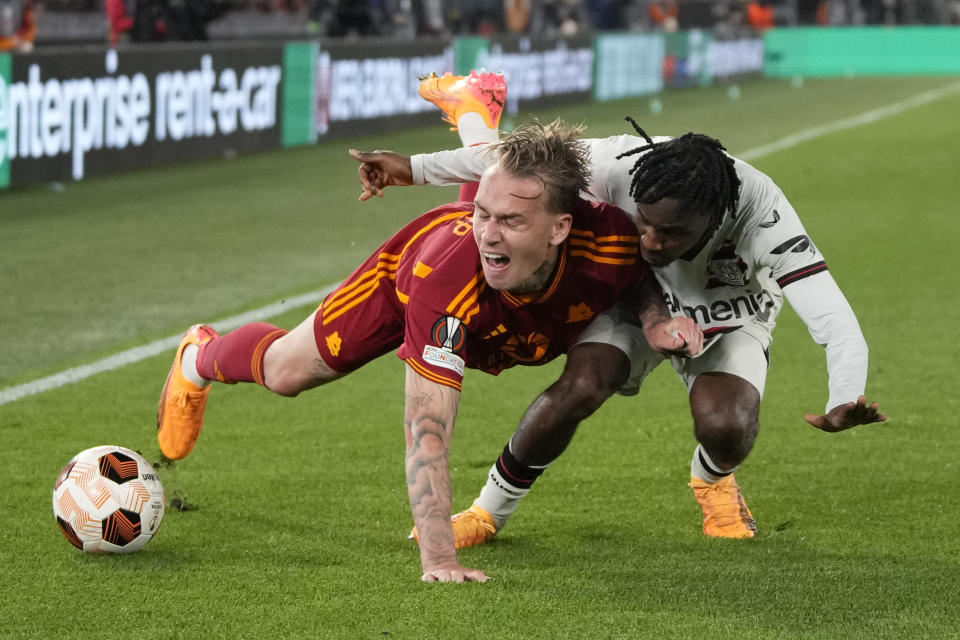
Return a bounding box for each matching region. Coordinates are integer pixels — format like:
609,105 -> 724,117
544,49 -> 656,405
487,119 -> 590,213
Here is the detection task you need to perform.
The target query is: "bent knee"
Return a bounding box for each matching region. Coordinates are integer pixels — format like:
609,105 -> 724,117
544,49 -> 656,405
693,409 -> 757,465
548,371 -> 617,418
690,373 -> 760,460
553,344 -> 628,411
694,411 -> 755,445
261,332 -> 337,396
263,372 -> 305,397
262,359 -> 320,397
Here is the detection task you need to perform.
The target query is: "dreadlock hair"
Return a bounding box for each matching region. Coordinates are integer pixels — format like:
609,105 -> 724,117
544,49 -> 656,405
486,118 -> 590,214
616,116 -> 741,232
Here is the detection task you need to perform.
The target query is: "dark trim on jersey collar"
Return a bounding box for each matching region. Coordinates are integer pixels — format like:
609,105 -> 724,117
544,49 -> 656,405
500,244 -> 567,307
680,209 -> 728,262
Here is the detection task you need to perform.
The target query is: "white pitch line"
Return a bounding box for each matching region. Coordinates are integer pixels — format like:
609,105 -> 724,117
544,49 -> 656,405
0,285 -> 337,407
4,79 -> 960,407
737,79 -> 960,162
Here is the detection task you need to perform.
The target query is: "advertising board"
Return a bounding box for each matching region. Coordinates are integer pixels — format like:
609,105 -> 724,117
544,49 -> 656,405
0,44 -> 284,187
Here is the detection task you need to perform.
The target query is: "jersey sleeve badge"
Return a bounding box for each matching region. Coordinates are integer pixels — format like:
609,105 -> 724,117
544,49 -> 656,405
422,316 -> 467,375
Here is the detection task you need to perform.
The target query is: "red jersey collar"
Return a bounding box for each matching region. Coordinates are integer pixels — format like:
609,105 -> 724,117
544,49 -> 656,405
499,244 -> 568,307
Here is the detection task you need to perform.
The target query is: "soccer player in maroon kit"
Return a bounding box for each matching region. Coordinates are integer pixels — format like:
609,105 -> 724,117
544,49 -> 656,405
156,120 -> 701,583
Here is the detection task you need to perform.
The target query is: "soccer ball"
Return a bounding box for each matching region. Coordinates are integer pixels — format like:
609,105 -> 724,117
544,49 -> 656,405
52,445 -> 165,554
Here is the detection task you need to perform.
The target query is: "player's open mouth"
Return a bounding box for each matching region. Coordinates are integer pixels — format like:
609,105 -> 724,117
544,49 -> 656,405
483,252 -> 510,270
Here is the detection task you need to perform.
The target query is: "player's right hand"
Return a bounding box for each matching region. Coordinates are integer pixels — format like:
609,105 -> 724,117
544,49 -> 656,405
420,562 -> 489,583
644,316 -> 703,357
348,149 -> 414,201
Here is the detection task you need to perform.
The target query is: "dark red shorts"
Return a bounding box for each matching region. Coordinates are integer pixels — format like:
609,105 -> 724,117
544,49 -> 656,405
313,269 -> 405,374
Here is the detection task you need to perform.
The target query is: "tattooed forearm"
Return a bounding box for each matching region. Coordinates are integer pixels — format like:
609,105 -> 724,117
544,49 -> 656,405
405,414 -> 456,565
405,415 -> 449,489
405,390 -> 435,416
403,366 -> 462,569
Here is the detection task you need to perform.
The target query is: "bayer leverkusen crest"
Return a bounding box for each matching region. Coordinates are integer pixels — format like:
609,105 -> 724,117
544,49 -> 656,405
706,239 -> 748,289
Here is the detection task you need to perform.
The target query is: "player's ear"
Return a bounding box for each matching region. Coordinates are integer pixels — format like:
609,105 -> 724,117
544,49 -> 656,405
549,213 -> 573,246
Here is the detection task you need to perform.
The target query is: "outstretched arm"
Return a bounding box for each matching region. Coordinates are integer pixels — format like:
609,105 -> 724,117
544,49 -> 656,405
783,272 -> 886,431
348,149 -> 414,200
403,365 -> 489,583
349,146 -> 494,200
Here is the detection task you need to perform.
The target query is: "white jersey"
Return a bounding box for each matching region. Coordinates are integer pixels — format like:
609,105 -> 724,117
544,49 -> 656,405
412,135 -> 869,411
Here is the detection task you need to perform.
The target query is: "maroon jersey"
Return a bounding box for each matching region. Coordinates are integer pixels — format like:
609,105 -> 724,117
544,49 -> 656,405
315,200 -> 645,391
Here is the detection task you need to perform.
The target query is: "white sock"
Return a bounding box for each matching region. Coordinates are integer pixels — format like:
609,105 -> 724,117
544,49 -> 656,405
690,445 -> 736,483
456,111 -> 499,147
474,463 -> 528,530
180,344 -> 211,388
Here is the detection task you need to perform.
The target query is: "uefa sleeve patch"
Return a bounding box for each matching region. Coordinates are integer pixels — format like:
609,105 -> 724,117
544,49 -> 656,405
431,316 -> 466,353
422,345 -> 466,375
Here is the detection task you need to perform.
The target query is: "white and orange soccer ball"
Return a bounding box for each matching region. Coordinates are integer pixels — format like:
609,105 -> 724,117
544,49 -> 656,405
52,445 -> 165,554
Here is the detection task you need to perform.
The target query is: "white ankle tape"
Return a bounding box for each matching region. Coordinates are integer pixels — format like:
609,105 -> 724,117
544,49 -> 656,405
475,464 -> 526,530
690,445 -> 736,483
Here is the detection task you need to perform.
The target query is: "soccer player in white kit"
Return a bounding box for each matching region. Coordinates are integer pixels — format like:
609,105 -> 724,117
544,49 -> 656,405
349,73 -> 886,543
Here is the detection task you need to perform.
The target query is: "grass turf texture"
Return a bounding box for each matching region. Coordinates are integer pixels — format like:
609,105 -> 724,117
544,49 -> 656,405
2,76 -> 959,638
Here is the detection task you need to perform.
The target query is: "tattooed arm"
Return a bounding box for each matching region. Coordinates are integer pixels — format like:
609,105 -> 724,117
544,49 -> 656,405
403,365 -> 489,583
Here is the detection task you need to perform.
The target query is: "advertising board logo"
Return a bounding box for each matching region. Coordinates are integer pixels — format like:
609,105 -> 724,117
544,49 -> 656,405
326,51 -> 450,123
2,53 -> 281,182
476,39 -> 593,114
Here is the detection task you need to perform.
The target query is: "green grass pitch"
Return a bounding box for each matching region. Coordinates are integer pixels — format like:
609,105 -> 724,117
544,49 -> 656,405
1,76 -> 958,638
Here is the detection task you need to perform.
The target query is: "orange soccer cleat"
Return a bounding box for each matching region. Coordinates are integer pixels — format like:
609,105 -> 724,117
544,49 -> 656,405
157,324 -> 218,460
410,504 -> 498,549
689,474 -> 757,539
418,70 -> 507,131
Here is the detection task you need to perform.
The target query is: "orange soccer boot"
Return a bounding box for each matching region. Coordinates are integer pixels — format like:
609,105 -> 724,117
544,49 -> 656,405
689,473 -> 757,539
417,70 -> 507,130
157,324 -> 218,460
410,504 -> 498,549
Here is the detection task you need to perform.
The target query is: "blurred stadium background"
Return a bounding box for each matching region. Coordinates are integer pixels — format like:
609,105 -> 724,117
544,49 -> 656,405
2,3 -> 959,638
6,0 -> 960,47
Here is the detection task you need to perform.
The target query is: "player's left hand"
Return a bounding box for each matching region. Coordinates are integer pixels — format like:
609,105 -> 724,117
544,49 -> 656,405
643,317 -> 703,357
348,149 -> 413,201
804,395 -> 887,432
